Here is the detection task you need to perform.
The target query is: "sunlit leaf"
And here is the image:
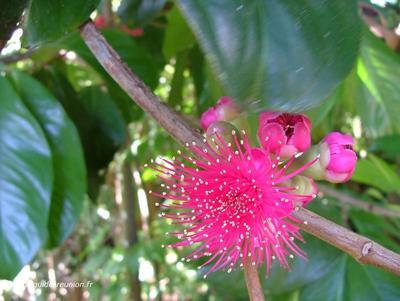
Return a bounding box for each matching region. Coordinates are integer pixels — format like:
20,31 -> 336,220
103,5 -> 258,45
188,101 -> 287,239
0,76 -> 52,279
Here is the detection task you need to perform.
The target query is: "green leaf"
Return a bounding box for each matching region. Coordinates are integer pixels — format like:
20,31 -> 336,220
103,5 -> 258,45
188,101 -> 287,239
299,255 -> 347,301
9,71 -> 86,248
352,154 -> 400,194
34,67 -> 125,198
176,0 -> 361,112
0,76 -> 53,279
356,30 -> 400,137
117,0 -> 166,26
265,234 -> 344,296
345,259 -> 400,301
299,255 -> 400,301
163,6 -> 195,60
24,0 -> 100,46
369,134 -> 400,160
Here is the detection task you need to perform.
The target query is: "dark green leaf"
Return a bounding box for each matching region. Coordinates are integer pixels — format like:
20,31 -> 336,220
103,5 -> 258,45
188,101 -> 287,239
352,154 -> 400,194
118,0 -> 166,25
34,67 -> 125,198
369,134 -> 400,160
9,71 -> 86,248
265,234 -> 343,296
345,259 -> 400,301
24,0 -> 100,46
0,76 -> 53,279
299,255 -> 347,301
176,0 -> 361,112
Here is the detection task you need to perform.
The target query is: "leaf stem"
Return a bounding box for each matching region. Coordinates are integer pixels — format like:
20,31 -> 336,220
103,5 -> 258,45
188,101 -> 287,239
243,260 -> 266,301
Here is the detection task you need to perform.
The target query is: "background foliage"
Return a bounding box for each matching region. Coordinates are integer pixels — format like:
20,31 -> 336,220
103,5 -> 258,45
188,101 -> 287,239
0,0 -> 400,300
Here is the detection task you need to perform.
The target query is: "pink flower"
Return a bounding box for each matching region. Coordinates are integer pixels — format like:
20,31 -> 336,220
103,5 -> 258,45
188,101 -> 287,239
257,112 -> 311,158
200,96 -> 238,130
147,131 -> 317,276
122,25 -> 144,37
95,15 -> 106,28
319,132 -> 357,183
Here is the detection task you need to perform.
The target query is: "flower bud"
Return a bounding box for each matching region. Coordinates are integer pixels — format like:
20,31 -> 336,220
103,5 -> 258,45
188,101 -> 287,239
95,15 -> 106,28
257,112 -> 311,158
206,121 -> 239,151
319,132 -> 357,183
281,176 -> 317,206
200,96 -> 239,130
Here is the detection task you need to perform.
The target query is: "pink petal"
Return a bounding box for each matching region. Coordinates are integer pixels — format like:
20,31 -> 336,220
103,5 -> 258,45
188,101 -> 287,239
288,122 -> 311,153
327,150 -> 357,173
258,123 -> 286,153
216,96 -> 234,107
248,148 -> 272,171
259,111 -> 281,126
324,132 -> 354,146
200,107 -> 218,130
325,170 -> 351,183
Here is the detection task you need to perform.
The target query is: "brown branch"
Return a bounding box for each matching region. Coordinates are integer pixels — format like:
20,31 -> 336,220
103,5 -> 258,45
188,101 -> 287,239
292,208 -> 400,276
319,184 -> 400,218
244,261 -> 266,301
79,21 -> 400,277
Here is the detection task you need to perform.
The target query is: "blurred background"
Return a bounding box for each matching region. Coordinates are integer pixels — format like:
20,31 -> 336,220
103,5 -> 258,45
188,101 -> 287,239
0,0 -> 400,300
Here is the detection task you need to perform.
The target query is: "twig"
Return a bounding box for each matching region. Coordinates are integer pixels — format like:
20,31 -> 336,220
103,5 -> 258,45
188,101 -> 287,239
292,208 -> 400,276
319,184 -> 400,218
244,260 -> 266,301
79,20 -> 400,277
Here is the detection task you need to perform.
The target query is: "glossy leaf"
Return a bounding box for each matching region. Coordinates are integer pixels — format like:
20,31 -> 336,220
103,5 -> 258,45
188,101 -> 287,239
34,67 -> 125,198
352,154 -> 400,194
369,134 -> 400,160
345,259 -> 400,301
299,255 -> 347,301
0,76 -> 53,279
356,30 -> 400,137
176,0 -> 361,112
9,71 -> 86,248
117,0 -> 166,25
24,0 -> 100,46
265,234 -> 344,296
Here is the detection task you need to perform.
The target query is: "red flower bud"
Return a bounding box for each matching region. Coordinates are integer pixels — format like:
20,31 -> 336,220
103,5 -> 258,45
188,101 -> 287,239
94,15 -> 106,28
257,112 -> 311,158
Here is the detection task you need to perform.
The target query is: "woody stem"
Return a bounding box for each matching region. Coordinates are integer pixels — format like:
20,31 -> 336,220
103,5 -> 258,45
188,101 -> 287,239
244,260 -> 266,301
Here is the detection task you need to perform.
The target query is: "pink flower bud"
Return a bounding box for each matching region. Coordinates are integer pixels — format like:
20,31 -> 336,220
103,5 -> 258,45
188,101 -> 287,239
122,25 -> 144,37
319,132 -> 357,183
257,112 -> 311,158
200,96 -> 238,130
95,15 -> 106,28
